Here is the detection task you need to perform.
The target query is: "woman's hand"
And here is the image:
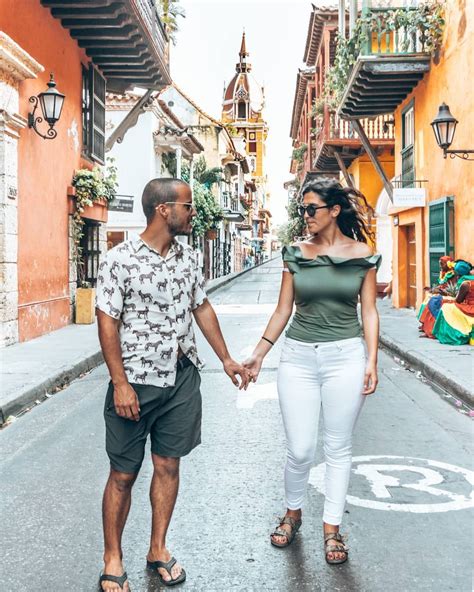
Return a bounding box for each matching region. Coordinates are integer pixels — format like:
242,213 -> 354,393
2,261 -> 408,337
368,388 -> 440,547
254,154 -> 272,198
243,354 -> 264,383
362,361 -> 378,395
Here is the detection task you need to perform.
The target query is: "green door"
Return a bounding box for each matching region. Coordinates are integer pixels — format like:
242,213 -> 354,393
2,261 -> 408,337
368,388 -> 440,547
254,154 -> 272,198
428,197 -> 455,287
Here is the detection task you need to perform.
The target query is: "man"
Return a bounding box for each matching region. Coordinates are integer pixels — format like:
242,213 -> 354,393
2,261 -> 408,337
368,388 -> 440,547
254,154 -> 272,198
96,178 -> 249,591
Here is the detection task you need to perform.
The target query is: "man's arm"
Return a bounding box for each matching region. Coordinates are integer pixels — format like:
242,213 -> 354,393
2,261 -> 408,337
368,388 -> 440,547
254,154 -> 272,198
97,309 -> 140,421
192,300 -> 250,389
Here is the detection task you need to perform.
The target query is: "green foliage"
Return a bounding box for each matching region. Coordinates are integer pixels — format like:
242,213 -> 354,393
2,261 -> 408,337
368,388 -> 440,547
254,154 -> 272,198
192,181 -> 224,237
161,152 -> 177,177
155,0 -> 185,45
292,144 -> 307,164
192,155 -> 222,187
278,180 -> 306,245
325,1 -> 445,103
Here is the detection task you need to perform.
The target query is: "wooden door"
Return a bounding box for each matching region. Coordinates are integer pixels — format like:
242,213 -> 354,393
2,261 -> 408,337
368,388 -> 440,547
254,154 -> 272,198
407,224 -> 417,308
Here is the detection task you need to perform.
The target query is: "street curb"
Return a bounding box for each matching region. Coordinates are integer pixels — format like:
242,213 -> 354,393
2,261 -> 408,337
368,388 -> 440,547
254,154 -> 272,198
205,254 -> 280,294
379,332 -> 473,407
1,257 -> 279,424
0,350 -> 104,425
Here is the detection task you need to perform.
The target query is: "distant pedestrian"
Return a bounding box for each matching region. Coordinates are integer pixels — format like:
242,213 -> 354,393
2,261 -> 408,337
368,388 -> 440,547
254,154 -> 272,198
244,177 -> 381,565
96,178 -> 250,591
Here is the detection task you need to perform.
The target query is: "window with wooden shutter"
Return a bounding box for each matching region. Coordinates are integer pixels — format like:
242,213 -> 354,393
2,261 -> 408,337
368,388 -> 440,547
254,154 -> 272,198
90,66 -> 106,164
428,197 -> 455,287
81,64 -> 106,164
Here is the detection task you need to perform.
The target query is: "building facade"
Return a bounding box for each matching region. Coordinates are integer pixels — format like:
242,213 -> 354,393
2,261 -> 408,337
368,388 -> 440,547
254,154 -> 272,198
288,4 -> 395,287
0,0 -> 170,346
222,33 -> 272,263
337,0 -> 473,308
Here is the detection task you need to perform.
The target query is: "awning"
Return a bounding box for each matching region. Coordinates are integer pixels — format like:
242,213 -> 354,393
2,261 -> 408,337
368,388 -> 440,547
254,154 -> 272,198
222,209 -> 245,222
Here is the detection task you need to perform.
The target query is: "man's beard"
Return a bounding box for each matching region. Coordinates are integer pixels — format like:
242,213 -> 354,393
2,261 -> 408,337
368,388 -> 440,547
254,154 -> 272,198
168,213 -> 192,236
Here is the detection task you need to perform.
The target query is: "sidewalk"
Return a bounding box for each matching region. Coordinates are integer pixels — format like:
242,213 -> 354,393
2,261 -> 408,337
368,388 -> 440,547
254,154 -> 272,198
1,260 -> 472,424
377,298 -> 473,405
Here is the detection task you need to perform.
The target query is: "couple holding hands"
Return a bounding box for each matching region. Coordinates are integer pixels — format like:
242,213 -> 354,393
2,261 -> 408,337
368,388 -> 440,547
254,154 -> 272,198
96,176 -> 380,590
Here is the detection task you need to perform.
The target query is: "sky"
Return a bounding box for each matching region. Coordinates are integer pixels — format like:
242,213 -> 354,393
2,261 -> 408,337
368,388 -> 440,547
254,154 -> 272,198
169,0 -> 312,225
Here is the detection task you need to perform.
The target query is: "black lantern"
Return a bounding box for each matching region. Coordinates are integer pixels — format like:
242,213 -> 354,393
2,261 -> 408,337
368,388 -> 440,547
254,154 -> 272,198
28,73 -> 65,140
430,103 -> 473,160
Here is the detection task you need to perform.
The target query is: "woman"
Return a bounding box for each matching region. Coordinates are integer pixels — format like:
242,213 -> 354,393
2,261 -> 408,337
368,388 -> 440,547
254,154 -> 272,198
418,256 -> 456,338
244,178 -> 380,565
433,260 -> 474,345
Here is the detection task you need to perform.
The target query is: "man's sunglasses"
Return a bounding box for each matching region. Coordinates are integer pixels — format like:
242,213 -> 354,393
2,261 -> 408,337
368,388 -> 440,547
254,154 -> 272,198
161,202 -> 194,210
297,203 -> 331,217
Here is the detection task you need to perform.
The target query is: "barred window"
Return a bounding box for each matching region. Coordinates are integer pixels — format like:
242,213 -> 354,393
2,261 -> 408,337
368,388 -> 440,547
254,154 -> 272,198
79,221 -> 101,287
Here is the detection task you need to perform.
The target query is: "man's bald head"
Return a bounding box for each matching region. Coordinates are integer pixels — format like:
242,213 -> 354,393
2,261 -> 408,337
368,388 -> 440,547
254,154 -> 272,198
142,178 -> 190,223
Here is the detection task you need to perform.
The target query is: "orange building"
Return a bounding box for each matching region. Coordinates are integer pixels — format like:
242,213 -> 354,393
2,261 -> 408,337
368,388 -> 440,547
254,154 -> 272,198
337,0 -> 473,309
0,1 -> 170,346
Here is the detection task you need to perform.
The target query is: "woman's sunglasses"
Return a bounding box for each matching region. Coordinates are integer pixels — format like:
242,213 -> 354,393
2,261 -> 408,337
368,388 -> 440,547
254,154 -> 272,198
297,203 -> 331,217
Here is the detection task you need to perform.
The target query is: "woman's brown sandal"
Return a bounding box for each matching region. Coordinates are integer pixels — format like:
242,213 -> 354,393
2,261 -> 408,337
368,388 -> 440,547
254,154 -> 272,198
270,516 -> 302,548
324,532 -> 349,564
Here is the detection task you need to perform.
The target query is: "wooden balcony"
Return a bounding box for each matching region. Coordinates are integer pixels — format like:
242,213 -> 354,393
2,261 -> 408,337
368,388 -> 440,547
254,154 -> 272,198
313,108 -> 394,172
41,0 -> 171,92
338,6 -> 433,119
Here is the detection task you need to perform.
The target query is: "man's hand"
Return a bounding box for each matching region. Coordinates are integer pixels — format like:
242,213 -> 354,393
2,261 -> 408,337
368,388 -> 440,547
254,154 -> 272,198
362,362 -> 378,395
113,383 -> 141,421
223,358 -> 251,390
242,354 -> 263,383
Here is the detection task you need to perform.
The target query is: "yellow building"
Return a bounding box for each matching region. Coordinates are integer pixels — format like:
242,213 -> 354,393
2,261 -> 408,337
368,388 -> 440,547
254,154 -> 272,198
337,0 -> 473,309
222,33 -> 271,251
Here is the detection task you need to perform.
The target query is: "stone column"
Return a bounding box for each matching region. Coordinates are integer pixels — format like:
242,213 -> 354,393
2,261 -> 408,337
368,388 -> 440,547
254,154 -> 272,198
0,33 -> 44,347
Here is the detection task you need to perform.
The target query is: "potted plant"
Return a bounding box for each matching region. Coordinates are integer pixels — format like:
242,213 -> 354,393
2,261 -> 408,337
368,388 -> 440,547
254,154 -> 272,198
191,180 -> 224,240
69,159 -> 118,324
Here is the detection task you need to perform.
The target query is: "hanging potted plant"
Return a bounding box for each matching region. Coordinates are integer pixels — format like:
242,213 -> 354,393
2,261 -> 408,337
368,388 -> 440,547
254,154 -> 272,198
69,159 -> 118,323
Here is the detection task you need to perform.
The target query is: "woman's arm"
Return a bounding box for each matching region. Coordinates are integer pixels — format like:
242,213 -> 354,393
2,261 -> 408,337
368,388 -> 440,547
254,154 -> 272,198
456,282 -> 469,304
360,268 -> 379,395
244,267 -> 295,380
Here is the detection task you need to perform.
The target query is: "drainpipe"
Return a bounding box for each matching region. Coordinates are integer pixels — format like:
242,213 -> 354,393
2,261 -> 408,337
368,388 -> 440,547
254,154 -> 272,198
338,0 -> 346,38
349,0 -> 357,36
175,145 -> 182,179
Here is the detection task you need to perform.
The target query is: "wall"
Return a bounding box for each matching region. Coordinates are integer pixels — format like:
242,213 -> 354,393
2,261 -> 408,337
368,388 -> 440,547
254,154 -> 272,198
348,151 -> 395,210
107,110 -> 155,236
391,0 -> 473,307
1,1 -> 90,341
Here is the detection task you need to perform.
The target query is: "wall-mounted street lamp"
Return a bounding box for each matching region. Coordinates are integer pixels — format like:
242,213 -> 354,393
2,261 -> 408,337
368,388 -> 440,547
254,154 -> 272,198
28,73 -> 65,140
430,103 -> 474,160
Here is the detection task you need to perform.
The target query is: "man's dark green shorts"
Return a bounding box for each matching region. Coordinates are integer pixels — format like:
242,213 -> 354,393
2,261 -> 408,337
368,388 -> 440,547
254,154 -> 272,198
104,359 -> 202,474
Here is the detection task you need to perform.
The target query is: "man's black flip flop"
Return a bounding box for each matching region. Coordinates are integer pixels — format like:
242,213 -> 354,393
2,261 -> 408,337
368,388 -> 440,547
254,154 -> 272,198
147,557 -> 186,587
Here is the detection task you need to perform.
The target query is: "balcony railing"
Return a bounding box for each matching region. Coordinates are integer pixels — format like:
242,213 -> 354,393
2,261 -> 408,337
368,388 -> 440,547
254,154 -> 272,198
360,5 -> 433,57
133,0 -> 169,62
314,107 -> 394,158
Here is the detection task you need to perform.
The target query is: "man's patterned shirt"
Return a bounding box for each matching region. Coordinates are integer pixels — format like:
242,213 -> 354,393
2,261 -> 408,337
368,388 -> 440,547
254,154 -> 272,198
96,237 -> 207,387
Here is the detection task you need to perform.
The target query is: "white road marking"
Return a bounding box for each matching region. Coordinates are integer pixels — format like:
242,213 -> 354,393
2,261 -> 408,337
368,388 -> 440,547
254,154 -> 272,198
308,455 -> 474,513
213,304 -> 276,315
236,381 -> 278,409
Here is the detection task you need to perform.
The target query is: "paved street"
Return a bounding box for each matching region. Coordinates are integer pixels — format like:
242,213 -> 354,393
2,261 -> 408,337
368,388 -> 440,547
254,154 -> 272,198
1,258 -> 472,592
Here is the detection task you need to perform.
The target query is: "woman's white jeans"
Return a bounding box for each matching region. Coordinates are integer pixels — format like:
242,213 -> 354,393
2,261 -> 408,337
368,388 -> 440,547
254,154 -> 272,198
277,336 -> 367,525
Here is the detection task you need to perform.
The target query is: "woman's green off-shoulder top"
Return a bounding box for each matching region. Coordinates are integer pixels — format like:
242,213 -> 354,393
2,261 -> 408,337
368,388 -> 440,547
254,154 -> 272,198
282,245 -> 382,343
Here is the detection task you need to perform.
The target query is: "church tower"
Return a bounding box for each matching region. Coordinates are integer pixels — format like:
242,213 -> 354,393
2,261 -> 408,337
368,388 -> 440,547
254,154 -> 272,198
222,33 -> 268,192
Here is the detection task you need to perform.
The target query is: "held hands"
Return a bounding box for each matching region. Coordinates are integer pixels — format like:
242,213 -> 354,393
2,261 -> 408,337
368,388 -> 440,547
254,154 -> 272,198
113,383 -> 141,421
242,354 -> 263,384
363,361 -> 378,395
223,357 -> 252,390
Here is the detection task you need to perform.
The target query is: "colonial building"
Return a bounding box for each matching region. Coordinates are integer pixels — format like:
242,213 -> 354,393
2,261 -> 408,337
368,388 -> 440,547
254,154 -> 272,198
0,0 -> 170,346
289,4 -> 395,288
222,33 -> 271,262
336,0 -> 473,309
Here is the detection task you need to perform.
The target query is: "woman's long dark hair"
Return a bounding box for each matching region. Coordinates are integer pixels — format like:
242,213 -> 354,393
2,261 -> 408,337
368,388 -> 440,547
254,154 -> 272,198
301,177 -> 375,243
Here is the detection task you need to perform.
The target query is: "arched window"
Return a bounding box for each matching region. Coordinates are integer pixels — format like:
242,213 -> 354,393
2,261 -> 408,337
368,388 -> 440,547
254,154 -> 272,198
237,101 -> 247,119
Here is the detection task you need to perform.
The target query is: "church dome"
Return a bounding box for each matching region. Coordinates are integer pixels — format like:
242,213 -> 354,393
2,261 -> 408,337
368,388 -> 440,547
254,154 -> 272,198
222,33 -> 264,118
